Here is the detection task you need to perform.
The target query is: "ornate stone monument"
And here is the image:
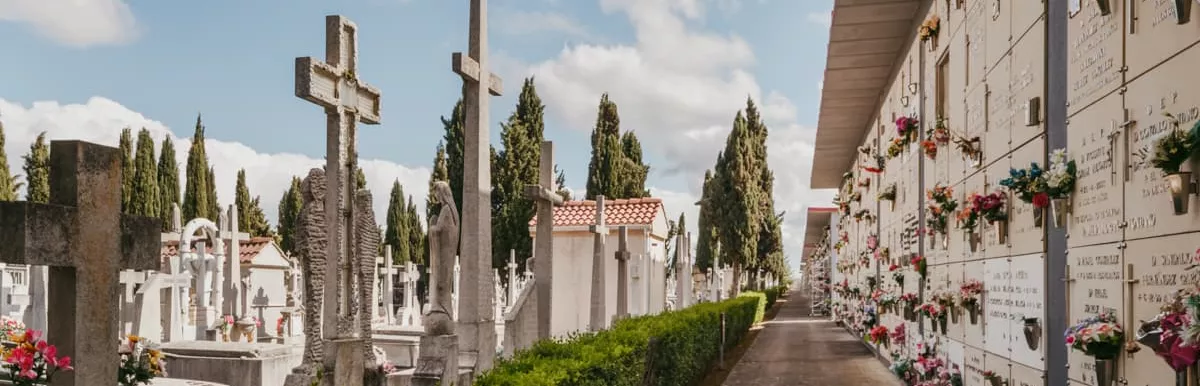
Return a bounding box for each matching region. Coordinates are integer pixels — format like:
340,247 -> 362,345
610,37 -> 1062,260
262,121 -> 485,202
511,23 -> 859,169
413,181 -> 460,386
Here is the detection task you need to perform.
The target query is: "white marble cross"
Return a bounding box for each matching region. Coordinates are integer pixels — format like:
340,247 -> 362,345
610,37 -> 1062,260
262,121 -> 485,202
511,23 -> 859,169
588,195 -> 609,331
295,16 -> 382,361
142,255 -> 193,341
506,250 -> 518,309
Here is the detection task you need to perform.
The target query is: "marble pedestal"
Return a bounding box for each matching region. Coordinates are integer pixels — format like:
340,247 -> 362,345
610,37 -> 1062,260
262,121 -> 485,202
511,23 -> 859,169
412,335 -> 459,386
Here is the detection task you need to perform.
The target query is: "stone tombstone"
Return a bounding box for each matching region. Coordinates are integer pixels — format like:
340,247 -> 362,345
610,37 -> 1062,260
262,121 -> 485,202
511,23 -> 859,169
180,218 -> 224,341
284,168 -> 329,384
1067,92 -> 1126,248
119,270 -> 147,336
0,140 -> 161,386
1067,0 -> 1124,116
1007,253 -> 1045,370
1124,0 -> 1200,80
1010,362 -> 1044,386
1066,242 -> 1123,385
614,226 -> 631,319
983,257 -> 1012,357
1123,46 -> 1200,239
1122,233 -> 1200,385
413,181 -> 460,386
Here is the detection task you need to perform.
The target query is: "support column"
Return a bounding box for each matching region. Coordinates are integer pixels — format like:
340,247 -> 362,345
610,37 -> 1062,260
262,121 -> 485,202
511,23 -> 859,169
1045,0 -> 1069,384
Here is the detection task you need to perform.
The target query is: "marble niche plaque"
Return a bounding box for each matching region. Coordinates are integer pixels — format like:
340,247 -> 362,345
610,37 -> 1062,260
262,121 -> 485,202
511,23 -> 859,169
1008,136 -> 1047,257
1010,361 -> 1044,386
1067,92 -> 1125,248
1067,0 -> 1124,116
1066,242 -> 1124,385
946,263 -> 967,341
1122,233 -> 1200,386
959,174 -> 987,261
1007,253 -> 1046,370
1011,0 -> 1044,37
984,0 -> 1011,72
1123,46 -> 1200,240
1125,0 -> 1200,80
985,57 -> 1014,168
1008,19 -> 1045,147
965,260 -> 986,349
983,257 -> 1013,357
962,84 -> 988,179
964,345 -> 987,386
984,355 -> 1012,386
965,1 -> 988,87
938,336 -> 967,376
983,159 -> 1012,259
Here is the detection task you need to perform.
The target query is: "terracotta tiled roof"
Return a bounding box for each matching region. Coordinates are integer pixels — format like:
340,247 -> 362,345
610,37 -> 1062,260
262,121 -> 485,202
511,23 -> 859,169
160,237 -> 277,265
529,198 -> 664,227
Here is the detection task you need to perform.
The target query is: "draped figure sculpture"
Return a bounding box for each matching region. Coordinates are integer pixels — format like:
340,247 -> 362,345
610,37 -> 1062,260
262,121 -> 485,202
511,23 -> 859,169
425,181 -> 459,336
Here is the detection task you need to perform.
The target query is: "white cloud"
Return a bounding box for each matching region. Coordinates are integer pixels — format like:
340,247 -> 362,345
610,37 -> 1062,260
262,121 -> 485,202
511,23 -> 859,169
806,11 -> 832,28
516,0 -> 832,272
494,10 -> 593,40
0,0 -> 139,47
0,97 -> 430,228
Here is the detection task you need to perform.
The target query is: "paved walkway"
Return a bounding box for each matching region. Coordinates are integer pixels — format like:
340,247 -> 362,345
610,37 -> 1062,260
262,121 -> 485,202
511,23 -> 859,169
723,290 -> 901,386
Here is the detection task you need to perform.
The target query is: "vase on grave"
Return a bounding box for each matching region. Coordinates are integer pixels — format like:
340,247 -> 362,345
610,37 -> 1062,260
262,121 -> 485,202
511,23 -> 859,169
938,317 -> 948,334
1033,206 -> 1045,228
1095,358 -> 1116,386
968,232 -> 981,252
1051,198 -> 1070,228
992,220 -> 1008,245
1023,318 -> 1042,351
1175,0 -> 1192,24
949,308 -> 960,324
1175,364 -> 1200,386
966,304 -> 980,325
236,317 -> 257,343
1166,172 -> 1194,215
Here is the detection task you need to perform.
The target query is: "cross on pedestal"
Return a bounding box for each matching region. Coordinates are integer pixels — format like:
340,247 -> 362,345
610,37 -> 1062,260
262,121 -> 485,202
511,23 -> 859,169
137,256 -> 192,341
380,246 -> 399,324
506,249 -> 518,309
0,140 -> 161,386
452,0 -> 504,372
524,141 -> 565,340
614,226 -> 631,320
295,14 -> 382,382
588,195 -> 609,331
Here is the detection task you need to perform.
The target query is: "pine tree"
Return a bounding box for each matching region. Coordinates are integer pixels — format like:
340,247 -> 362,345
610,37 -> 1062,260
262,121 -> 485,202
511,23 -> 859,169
385,180 -> 412,264
129,128 -> 160,218
277,177 -> 303,254
119,128 -> 134,212
0,118 -> 16,202
183,115 -> 212,221
427,142 -> 449,222
695,170 -> 718,271
441,99 -> 466,214
22,132 -> 50,203
206,167 -> 219,218
157,136 -> 181,229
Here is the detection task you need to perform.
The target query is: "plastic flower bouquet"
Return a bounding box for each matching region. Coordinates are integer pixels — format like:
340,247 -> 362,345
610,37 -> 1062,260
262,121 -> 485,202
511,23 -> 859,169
1064,311 -> 1124,360
911,255 -> 927,279
118,335 -> 166,386
971,190 -> 1008,223
869,325 -> 891,348
1045,149 -> 1077,199
1,329 -> 72,386
0,317 -> 26,340
896,115 -> 920,143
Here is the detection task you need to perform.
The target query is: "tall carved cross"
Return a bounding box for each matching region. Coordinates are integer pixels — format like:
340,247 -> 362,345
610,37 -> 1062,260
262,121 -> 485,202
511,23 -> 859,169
614,226 -> 631,319
589,195 -> 609,331
0,140 -> 161,386
524,141 -> 565,340
295,15 -> 382,367
452,0 -> 504,372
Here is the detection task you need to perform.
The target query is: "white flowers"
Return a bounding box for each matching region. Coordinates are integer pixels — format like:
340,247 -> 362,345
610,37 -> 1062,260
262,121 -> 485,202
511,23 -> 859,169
1046,149 -> 1073,191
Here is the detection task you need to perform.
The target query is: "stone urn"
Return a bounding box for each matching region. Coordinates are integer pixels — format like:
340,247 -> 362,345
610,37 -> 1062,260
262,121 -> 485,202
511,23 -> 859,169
1165,172 -> 1194,215
235,317 -> 258,343
1023,317 -> 1041,351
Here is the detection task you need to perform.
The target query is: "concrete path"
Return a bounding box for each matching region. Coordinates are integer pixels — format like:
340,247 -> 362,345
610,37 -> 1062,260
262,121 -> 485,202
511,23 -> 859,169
722,290 -> 901,386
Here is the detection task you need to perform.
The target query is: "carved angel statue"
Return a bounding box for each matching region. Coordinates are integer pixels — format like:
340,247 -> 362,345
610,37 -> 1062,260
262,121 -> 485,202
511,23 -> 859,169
424,181 -> 459,335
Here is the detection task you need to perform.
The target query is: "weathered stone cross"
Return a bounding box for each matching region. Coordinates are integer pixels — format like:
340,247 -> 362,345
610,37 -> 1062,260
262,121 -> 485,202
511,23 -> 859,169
0,140 -> 161,386
506,249 -> 518,308
523,141 -> 565,340
139,254 -> 192,341
588,195 -> 609,331
453,0 -> 504,372
615,225 -> 631,320
295,14 -> 381,376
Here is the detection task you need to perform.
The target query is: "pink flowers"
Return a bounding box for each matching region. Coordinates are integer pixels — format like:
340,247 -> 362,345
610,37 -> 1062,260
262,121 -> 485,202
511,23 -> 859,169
3,329 -> 72,386
895,116 -> 920,139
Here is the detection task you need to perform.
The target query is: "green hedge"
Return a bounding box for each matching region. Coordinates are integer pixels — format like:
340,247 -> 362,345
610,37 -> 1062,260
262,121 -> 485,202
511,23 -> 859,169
476,296 -> 763,386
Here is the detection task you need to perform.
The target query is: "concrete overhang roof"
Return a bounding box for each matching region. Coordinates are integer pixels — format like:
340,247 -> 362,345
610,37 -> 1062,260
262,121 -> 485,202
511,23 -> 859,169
811,0 -> 923,189
803,207 -> 837,250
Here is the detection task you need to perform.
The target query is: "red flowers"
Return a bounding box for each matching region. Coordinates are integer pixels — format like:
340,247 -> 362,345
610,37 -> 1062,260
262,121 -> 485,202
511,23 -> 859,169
1032,192 -> 1050,208
3,329 -> 72,385
889,263 -> 900,272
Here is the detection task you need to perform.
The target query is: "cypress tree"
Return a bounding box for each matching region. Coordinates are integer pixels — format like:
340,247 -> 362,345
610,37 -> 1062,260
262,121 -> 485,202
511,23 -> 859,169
158,136 -> 181,229
0,118 -> 16,202
356,167 -> 367,191
620,131 -> 649,198
22,132 -> 50,203
206,167 -> 219,218
586,94 -> 621,199
441,100 -> 466,214
406,197 -> 425,265
385,180 -> 412,264
277,177 -> 303,254
119,128 -> 134,212
554,165 -> 572,202
129,128 -> 160,217
244,196 -> 273,237
715,112 -> 760,295
427,142 -> 449,222
695,170 -> 718,271
183,115 -> 212,221
492,78 -> 547,279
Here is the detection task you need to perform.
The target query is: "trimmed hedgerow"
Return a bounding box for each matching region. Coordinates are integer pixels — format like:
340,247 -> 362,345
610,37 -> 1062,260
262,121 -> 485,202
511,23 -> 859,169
476,296 -> 763,386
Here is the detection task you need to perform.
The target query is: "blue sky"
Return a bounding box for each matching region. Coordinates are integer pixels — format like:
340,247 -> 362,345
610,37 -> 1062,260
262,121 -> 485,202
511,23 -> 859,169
0,0 -> 836,273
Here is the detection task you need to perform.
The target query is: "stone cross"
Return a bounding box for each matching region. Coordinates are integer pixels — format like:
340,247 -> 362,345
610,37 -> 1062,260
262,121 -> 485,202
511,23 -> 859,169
674,230 -> 686,308
381,246 -> 396,324
524,141 -> 565,340
588,195 -> 609,331
180,218 -> 224,340
295,14 -> 382,379
404,261 -> 417,312
452,0 -> 504,372
119,270 -> 148,336
143,255 -> 192,341
0,140 -> 161,386
506,250 -> 518,308
614,226 -> 631,320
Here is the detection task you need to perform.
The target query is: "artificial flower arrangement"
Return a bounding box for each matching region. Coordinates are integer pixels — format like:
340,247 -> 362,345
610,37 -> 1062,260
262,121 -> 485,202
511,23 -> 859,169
1065,311 -> 1124,386
922,140 -> 939,160
890,323 -> 907,348
1000,162 -> 1048,225
900,293 -> 921,321
1138,112 -> 1200,214
869,325 -> 891,348
854,209 -> 875,223
897,115 -> 921,145
858,177 -> 872,189
859,251 -> 872,268
276,316 -> 286,337
2,329 -> 72,386
867,276 -> 879,291
982,370 -> 1003,386
952,134 -> 983,165
867,234 -> 879,251
919,15 -> 941,42
889,341 -> 964,386
972,190 -> 1009,243
926,184 -> 958,242
835,195 -> 852,216
930,116 -> 952,144
932,289 -> 959,324
863,154 -> 887,174
1044,148 -> 1078,225
877,246 -> 891,263
959,279 -> 984,325
918,302 -> 948,332
214,315 -> 236,338
911,255 -> 928,280
850,191 -> 863,203
0,317 -> 26,340
118,335 -> 166,386
879,293 -> 899,314
879,183 -> 898,205
890,263 -> 905,287
887,137 -> 906,159
1135,289 -> 1198,378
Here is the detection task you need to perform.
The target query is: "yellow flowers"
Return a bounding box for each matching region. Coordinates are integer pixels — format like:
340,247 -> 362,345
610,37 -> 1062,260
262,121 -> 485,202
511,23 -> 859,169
919,15 -> 941,42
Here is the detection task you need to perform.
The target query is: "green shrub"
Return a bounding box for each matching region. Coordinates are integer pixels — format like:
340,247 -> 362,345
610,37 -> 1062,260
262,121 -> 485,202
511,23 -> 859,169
738,291 -> 767,323
477,296 -> 763,386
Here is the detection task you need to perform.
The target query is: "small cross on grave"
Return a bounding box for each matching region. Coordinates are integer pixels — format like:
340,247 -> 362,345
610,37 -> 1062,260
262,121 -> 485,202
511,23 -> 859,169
506,249 -> 518,309
0,140 -> 161,386
295,14 -> 382,384
524,141 -> 565,340
588,195 -> 609,331
379,246 -> 399,324
137,255 -> 193,341
614,226 -> 631,320
119,270 -> 147,336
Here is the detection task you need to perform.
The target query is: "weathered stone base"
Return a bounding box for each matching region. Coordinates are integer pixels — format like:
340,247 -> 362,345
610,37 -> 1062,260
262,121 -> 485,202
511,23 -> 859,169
374,325 -> 424,367
412,334 -> 459,386
160,341 -> 302,386
331,338 -> 366,386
